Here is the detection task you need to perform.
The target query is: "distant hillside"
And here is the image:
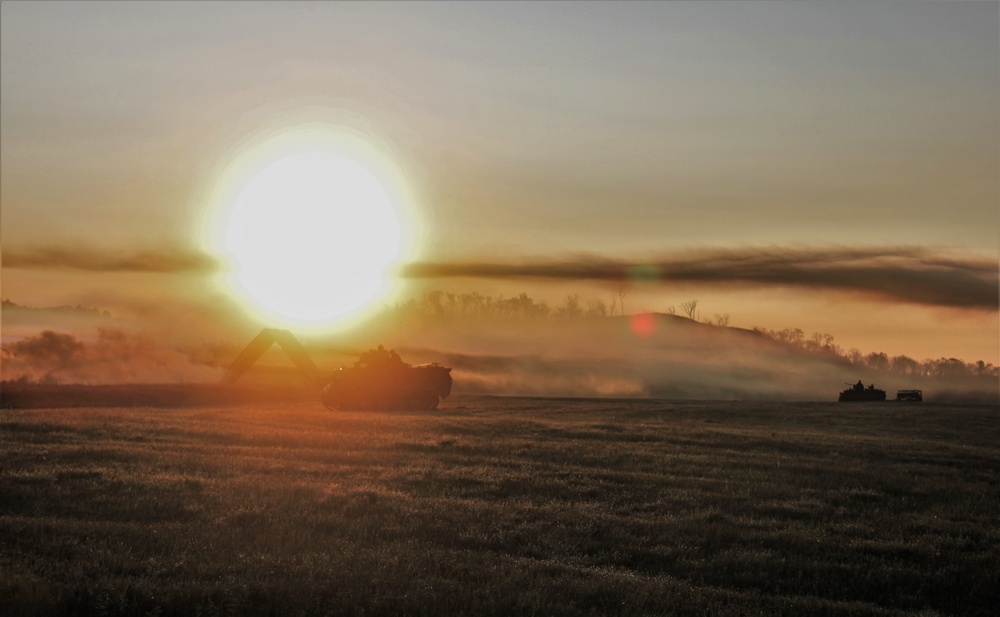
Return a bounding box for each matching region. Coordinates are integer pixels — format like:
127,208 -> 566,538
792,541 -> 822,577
2,299 -> 112,317
2,296 -> 995,404
1,299 -> 126,341
356,311 -> 996,404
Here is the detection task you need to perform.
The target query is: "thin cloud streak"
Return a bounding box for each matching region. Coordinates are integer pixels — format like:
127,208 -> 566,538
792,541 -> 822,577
4,247 -> 218,273
400,247 -> 999,311
6,245 -> 996,310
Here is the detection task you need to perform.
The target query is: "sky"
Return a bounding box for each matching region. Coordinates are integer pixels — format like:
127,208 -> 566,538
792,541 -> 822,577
2,1 -> 998,376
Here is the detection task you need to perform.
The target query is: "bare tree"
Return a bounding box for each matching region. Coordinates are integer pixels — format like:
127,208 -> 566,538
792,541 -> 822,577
713,313 -> 730,327
616,289 -> 629,316
586,299 -> 608,317
680,299 -> 698,319
890,354 -> 920,376
865,351 -> 890,373
665,305 -> 676,315
555,294 -> 583,319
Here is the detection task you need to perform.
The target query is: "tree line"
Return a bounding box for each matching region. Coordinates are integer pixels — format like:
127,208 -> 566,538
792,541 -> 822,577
383,291 -> 998,381
385,291 -> 607,321
387,291 -> 721,322
752,326 -> 999,381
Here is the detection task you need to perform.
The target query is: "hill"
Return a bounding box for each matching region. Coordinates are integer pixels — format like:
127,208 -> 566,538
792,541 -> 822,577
358,312 -> 996,403
3,300 -> 996,403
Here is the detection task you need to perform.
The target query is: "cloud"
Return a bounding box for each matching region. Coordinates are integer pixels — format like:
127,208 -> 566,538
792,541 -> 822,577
4,246 -> 218,273
3,247 -> 1000,311
399,247 -> 999,311
6,244 -> 996,310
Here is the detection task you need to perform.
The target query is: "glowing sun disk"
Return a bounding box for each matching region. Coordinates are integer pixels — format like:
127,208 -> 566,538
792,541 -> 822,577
209,132 -> 414,330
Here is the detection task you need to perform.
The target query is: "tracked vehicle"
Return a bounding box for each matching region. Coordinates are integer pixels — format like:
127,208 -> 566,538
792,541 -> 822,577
321,345 -> 452,411
224,330 -> 452,411
838,381 -> 886,402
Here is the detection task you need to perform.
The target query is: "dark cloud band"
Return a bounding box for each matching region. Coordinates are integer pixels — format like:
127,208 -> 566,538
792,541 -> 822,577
6,245 -> 996,310
399,247 -> 999,311
4,247 -> 218,273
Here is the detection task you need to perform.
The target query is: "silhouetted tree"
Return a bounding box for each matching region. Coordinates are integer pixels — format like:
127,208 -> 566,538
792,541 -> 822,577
973,360 -> 998,378
846,348 -> 864,365
865,352 -> 890,373
890,354 -> 920,376
680,300 -> 698,319
555,294 -> 583,319
615,289 -> 628,317
924,357 -> 969,380
586,299 -> 608,317
750,322 -> 999,386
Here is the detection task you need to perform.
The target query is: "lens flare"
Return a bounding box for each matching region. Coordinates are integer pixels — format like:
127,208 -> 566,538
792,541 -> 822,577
630,312 -> 656,337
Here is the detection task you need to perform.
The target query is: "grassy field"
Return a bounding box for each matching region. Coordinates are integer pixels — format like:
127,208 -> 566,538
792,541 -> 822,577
1,394 -> 998,616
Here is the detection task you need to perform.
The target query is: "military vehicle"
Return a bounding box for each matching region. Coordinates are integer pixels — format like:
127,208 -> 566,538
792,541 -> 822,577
321,345 -> 452,411
224,330 -> 452,411
895,389 -> 923,402
838,380 -> 886,402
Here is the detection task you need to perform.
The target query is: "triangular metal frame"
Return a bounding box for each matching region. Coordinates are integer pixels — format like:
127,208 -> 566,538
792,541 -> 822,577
222,328 -> 320,384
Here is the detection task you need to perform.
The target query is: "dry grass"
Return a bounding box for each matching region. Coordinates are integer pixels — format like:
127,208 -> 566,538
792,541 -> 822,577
1,394 -> 998,616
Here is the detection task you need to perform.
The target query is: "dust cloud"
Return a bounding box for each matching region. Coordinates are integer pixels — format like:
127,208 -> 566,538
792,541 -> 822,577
2,293 -> 995,403
369,315 -> 860,401
2,329 -> 220,385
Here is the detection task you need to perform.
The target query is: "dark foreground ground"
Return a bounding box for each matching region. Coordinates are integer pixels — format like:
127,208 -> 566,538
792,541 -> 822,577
1,392 -> 998,616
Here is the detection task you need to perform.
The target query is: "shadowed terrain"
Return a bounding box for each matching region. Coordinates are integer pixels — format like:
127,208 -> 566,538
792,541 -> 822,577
4,298 -> 997,404
1,394 -> 997,616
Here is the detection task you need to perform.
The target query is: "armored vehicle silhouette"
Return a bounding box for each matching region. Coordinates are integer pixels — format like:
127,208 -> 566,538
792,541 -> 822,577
322,345 -> 452,411
839,380 -> 886,402
224,330 -> 452,411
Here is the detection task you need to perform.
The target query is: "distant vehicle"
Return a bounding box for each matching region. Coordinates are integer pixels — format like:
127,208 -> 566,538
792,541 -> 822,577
839,380 -> 886,402
895,389 -> 923,402
322,346 -> 452,411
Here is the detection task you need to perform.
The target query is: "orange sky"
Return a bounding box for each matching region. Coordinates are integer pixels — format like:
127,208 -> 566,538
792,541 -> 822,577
2,2 -> 998,371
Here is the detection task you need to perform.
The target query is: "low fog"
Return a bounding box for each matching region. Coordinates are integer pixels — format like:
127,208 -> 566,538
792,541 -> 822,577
364,312 -> 996,403
3,288 -> 997,404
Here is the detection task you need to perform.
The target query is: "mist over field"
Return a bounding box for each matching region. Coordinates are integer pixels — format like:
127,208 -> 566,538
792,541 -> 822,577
4,297 -> 996,404
367,310 -> 998,404
3,2 -> 998,615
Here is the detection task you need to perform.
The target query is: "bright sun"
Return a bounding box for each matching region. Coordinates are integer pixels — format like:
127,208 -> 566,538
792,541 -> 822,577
208,128 -> 415,330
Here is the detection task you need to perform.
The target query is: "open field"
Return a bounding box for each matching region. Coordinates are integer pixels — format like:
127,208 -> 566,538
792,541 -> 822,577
1,393 -> 998,616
